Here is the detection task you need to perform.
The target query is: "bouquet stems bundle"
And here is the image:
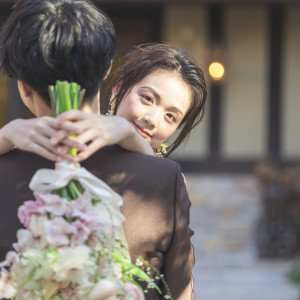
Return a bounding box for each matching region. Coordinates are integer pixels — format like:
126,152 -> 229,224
49,80 -> 84,199
0,81 -> 169,300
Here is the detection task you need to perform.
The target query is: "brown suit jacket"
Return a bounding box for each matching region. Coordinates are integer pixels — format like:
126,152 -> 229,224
0,146 -> 194,299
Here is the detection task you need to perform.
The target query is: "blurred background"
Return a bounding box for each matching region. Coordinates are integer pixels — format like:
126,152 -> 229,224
0,0 -> 300,299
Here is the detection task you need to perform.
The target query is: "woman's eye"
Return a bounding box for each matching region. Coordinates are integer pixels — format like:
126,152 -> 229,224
141,95 -> 153,103
166,113 -> 177,122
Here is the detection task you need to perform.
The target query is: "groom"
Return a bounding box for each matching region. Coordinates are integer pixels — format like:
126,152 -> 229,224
0,0 -> 194,299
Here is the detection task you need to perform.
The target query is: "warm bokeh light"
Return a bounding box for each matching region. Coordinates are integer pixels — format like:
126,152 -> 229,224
208,62 -> 225,80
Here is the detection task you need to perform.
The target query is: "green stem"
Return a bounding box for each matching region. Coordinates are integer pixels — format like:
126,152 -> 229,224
62,82 -> 72,111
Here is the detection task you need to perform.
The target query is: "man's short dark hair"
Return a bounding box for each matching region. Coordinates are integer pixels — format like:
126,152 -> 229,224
0,0 -> 116,105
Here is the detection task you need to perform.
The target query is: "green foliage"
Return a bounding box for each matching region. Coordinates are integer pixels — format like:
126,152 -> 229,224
288,266 -> 300,285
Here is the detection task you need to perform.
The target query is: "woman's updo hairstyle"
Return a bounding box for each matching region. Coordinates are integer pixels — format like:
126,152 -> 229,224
107,43 -> 207,156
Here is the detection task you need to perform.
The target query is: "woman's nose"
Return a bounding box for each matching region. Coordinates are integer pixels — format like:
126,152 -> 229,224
143,109 -> 160,128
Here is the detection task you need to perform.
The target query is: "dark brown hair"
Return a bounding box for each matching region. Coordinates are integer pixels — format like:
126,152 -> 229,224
0,0 -> 115,105
107,43 -> 207,156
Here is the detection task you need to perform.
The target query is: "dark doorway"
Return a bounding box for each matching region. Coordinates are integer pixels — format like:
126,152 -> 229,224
100,5 -> 162,55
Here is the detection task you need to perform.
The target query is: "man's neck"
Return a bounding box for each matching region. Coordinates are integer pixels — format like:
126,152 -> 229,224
81,92 -> 100,114
18,80 -> 101,117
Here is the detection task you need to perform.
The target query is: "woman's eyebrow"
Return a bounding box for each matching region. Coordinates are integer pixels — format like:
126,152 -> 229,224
140,86 -> 160,100
170,107 -> 184,118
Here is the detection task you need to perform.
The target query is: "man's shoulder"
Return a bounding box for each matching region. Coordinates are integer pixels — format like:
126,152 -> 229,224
85,145 -> 182,175
0,149 -> 52,175
0,146 -> 183,182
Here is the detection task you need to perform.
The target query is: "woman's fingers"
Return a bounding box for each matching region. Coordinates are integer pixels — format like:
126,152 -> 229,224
51,114 -> 131,162
8,117 -> 63,157
56,151 -> 78,163
51,132 -> 87,152
56,120 -> 83,135
50,129 -> 72,145
56,110 -> 86,122
57,118 -> 99,135
23,141 -> 61,162
75,139 -> 107,162
27,131 -> 66,159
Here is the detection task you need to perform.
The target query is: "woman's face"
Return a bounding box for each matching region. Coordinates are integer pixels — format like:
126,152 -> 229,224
116,69 -> 192,148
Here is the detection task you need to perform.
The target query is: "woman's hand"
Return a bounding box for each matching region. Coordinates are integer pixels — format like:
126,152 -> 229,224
51,110 -> 154,162
0,117 -> 86,161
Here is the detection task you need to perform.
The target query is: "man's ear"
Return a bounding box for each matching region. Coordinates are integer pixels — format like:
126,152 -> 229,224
17,80 -> 33,99
112,82 -> 121,95
17,80 -> 38,115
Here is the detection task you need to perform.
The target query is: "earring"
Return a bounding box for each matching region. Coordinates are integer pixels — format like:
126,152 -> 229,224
153,143 -> 168,157
106,94 -> 117,116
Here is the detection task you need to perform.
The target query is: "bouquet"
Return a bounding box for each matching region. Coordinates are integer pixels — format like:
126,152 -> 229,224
0,81 -> 166,300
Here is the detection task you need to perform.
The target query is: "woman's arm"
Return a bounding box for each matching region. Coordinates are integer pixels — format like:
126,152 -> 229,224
0,121 -> 16,155
51,110 -> 154,162
0,117 -> 85,161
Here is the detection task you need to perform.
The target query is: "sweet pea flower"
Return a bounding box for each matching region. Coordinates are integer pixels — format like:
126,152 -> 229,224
70,220 -> 91,245
0,251 -> 19,269
75,203 -> 124,234
73,207 -> 108,232
18,200 -> 41,227
73,190 -> 93,211
112,262 -> 122,280
64,190 -> 93,219
35,192 -> 68,216
44,217 -> 76,247
13,229 -> 34,253
16,248 -> 45,287
13,229 -> 48,252
123,283 -> 145,300
87,232 -> 103,252
0,270 -> 16,299
87,279 -> 118,300
52,245 -> 94,283
28,215 -> 48,237
93,202 -> 125,228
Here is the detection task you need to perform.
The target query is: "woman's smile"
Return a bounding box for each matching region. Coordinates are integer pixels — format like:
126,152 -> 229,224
132,122 -> 152,139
